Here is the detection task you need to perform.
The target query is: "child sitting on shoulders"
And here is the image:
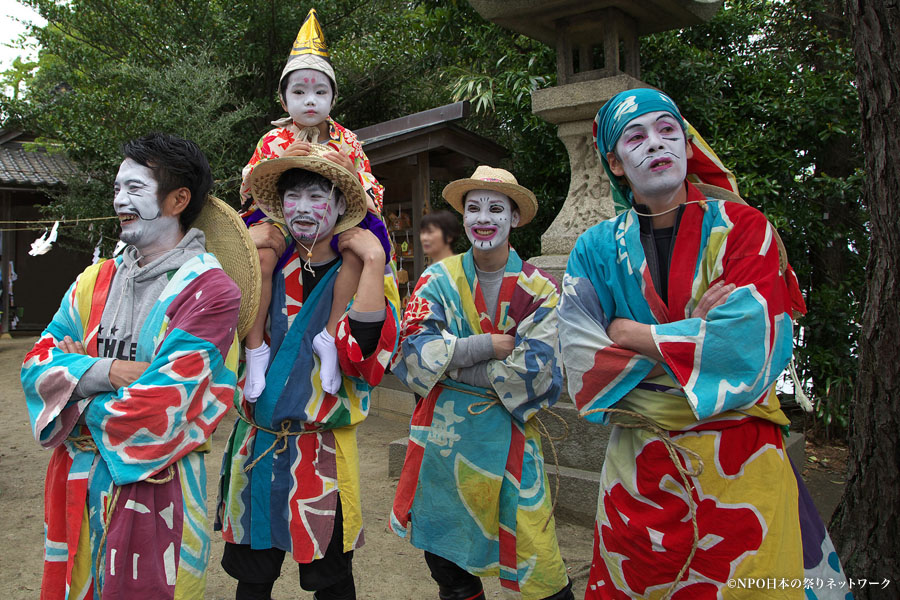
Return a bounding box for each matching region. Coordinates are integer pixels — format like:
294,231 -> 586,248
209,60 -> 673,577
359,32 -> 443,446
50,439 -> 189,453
241,8 -> 390,398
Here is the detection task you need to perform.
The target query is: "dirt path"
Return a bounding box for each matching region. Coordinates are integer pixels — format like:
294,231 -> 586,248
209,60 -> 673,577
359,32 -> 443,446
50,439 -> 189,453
1,337 -> 594,599
1,335 -> 850,599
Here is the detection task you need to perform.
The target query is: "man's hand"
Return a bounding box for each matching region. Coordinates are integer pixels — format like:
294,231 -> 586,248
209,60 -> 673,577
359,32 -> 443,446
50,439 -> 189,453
282,140 -> 312,157
109,360 -> 150,389
249,222 -> 287,256
690,281 -> 736,319
337,227 -> 385,264
491,334 -> 515,360
323,150 -> 354,172
58,336 -> 86,355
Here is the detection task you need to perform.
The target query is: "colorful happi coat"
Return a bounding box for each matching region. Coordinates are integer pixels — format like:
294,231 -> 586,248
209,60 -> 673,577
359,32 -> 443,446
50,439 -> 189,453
559,183 -> 850,599
391,249 -> 569,599
216,250 -> 400,562
240,117 -> 384,213
22,255 -> 241,600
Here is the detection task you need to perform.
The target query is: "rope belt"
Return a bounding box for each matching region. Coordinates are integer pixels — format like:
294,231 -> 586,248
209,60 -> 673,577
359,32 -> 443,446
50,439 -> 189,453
457,386 -> 570,533
67,434 -> 98,453
580,406 -> 704,600
237,412 -> 320,473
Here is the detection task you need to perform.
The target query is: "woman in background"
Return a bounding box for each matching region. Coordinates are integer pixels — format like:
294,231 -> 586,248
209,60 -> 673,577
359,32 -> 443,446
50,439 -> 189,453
419,210 -> 460,263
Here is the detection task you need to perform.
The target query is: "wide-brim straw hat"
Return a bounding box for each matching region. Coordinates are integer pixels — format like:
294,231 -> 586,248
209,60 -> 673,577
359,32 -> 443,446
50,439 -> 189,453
248,144 -> 368,237
442,165 -> 538,226
192,196 -> 261,341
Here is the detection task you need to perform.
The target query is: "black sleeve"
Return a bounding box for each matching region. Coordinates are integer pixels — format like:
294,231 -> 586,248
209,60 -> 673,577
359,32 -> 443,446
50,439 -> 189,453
348,318 -> 386,357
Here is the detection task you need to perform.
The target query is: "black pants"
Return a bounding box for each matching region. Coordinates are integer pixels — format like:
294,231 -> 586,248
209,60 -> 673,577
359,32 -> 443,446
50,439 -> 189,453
222,499 -> 355,600
425,551 -> 574,600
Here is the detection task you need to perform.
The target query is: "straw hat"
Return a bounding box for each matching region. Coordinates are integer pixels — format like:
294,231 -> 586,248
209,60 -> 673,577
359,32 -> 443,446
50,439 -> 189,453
247,144 -> 368,237
442,166 -> 538,226
192,196 -> 261,340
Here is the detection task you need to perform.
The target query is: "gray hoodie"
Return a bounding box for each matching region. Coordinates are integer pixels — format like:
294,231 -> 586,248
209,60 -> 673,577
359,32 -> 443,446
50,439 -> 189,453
73,228 -> 207,397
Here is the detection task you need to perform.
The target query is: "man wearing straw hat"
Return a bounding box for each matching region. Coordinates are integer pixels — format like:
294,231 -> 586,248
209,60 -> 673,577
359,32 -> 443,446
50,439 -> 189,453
390,166 -> 574,600
558,89 -> 849,598
22,132 -> 251,599
216,146 -> 400,600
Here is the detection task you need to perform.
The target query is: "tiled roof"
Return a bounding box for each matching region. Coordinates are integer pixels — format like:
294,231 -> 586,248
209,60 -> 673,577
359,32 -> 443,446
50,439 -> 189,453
0,131 -> 78,187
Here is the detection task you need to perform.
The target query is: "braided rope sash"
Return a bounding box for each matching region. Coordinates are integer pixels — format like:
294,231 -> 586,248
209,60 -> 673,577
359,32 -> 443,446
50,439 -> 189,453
236,411 -> 321,472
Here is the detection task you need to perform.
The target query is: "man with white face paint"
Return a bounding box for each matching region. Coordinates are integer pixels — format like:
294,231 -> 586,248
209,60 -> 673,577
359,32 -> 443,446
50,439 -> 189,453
217,147 -> 400,600
239,8 -> 392,403
390,166 -> 574,600
559,89 -> 848,598
22,133 -> 242,599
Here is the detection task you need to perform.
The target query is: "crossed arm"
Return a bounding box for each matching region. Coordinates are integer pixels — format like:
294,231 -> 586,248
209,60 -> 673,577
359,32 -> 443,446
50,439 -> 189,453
607,281 -> 735,374
57,336 -> 148,389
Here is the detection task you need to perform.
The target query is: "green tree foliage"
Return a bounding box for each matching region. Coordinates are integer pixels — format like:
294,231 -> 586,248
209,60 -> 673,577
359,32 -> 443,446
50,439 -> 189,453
1,0 -> 566,256
1,0 -> 864,429
450,0 -> 866,434
639,0 -> 866,439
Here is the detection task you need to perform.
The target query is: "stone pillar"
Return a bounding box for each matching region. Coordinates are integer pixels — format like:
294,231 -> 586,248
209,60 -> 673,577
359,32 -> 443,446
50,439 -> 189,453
529,74 -> 645,280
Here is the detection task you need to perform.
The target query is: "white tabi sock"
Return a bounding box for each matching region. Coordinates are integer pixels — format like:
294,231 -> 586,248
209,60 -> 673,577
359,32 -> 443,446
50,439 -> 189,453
312,328 -> 342,394
243,342 -> 270,402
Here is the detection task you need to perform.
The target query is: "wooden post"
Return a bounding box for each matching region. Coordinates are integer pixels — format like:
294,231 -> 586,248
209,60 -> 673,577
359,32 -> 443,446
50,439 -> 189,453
556,30 -> 572,84
1,194 -> 11,335
602,10 -> 621,75
412,151 -> 429,281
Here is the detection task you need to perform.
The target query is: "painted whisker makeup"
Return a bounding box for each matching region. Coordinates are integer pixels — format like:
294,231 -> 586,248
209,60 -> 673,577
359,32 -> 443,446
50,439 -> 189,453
113,158 -> 182,256
463,190 -> 519,251
609,110 -> 689,200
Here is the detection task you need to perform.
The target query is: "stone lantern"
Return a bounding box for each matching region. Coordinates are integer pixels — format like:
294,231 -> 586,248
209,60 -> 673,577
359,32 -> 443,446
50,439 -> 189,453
468,0 -> 723,279
459,0 -> 730,526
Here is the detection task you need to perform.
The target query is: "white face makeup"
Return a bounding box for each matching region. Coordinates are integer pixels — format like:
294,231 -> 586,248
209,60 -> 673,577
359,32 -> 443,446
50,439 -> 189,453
283,69 -> 333,128
463,189 -> 519,251
281,182 -> 346,244
113,158 -> 182,254
611,110 -> 688,199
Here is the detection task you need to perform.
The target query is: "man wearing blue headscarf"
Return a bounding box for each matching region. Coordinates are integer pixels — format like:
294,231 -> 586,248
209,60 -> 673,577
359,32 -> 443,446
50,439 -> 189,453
558,89 -> 848,599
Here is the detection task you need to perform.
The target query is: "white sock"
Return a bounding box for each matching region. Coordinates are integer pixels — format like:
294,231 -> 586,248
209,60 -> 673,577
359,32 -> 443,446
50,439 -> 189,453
244,342 -> 270,402
312,328 -> 342,394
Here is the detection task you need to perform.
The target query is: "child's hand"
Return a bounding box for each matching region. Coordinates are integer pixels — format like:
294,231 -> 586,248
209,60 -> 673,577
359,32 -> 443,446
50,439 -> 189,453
249,222 -> 287,256
337,227 -> 385,264
283,140 -> 312,157
323,150 -> 354,172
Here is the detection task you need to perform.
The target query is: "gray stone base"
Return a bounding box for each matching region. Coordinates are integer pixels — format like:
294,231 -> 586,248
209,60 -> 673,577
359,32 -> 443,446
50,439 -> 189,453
388,437 -> 408,479
370,375 -> 416,424
544,463 -> 601,527
785,431 -> 806,471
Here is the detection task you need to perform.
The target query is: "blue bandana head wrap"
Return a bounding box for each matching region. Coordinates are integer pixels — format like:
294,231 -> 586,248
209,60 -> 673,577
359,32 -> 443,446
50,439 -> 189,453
593,88 -> 687,213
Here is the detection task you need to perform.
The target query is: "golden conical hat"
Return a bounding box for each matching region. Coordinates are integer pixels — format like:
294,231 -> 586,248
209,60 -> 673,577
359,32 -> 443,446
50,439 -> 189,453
290,8 -> 329,58
280,8 -> 337,104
